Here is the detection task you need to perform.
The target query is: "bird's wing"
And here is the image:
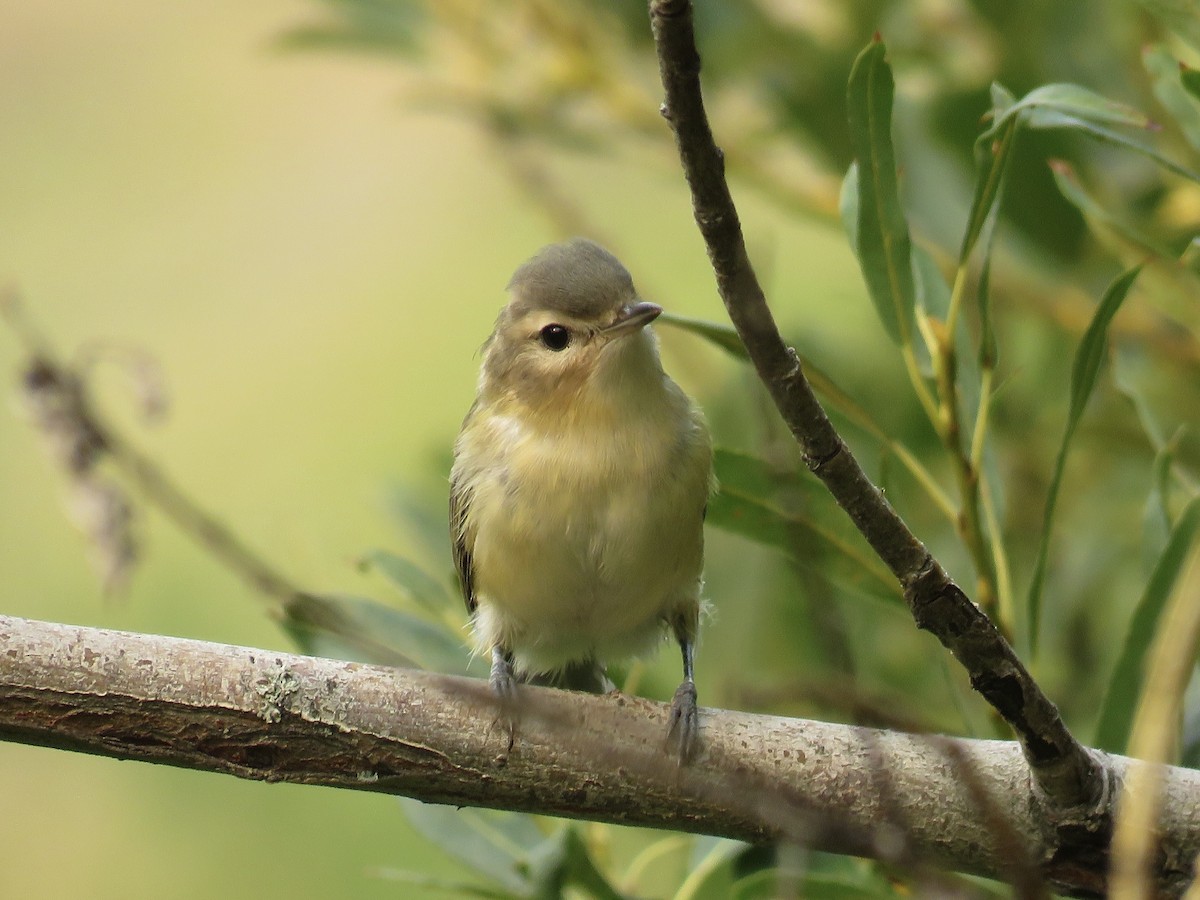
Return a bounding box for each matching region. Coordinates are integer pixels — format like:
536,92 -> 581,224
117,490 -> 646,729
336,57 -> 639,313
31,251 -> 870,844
449,468 -> 477,614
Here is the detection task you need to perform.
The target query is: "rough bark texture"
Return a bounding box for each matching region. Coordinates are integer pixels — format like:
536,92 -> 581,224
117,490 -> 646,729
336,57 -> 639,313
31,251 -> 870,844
2,614 -> 1199,896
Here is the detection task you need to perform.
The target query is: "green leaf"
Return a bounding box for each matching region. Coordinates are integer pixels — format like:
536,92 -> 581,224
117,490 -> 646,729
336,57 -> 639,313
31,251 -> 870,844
1025,111 -> 1200,182
1067,269 -> 1143,425
675,837 -> 747,900
1027,267 -> 1142,653
911,245 -> 950,320
969,147 -> 1008,369
1112,346 -> 1168,451
1048,160 -> 1179,258
281,592 -> 471,674
839,161 -> 860,255
548,828 -> 624,900
986,76 -> 1191,179
622,836 -> 689,895
396,813 -> 623,900
1144,45 -> 1200,151
359,547 -> 451,615
959,96 -> 1017,264
688,835 -> 747,872
658,311 -> 749,360
1183,65 -> 1200,102
400,800 -> 560,896
730,870 -> 777,900
988,82 -> 1154,135
1112,349 -> 1182,573
975,228 -> 999,370
730,856 -> 905,898
1142,433 -> 1182,573
707,449 -> 900,602
1094,495 -> 1200,752
385,483 -> 455,573
966,80 -> 1197,271
1110,351 -> 1191,578
846,39 -> 918,347
988,80 -> 1017,118
909,244 -> 951,377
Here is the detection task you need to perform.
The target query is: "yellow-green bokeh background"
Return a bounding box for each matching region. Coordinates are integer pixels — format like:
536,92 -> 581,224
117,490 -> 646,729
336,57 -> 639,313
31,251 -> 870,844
0,3 -> 877,897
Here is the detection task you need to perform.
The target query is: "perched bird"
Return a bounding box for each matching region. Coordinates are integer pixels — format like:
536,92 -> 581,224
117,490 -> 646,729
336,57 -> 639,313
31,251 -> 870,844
449,238 -> 714,759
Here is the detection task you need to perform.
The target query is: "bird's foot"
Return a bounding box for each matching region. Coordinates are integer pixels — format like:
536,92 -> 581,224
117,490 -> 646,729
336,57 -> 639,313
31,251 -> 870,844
489,648 -> 518,754
667,679 -> 699,764
489,658 -> 518,703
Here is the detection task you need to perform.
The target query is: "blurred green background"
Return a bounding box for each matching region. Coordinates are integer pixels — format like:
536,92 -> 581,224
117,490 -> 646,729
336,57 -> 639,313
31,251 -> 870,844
2,0 -> 1198,897
0,2 -> 826,896
0,4 -> 485,897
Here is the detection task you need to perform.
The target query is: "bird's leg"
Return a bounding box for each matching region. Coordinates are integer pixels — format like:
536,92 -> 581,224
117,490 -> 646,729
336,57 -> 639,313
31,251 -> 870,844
489,645 -> 518,700
667,620 -> 699,764
489,645 -> 518,754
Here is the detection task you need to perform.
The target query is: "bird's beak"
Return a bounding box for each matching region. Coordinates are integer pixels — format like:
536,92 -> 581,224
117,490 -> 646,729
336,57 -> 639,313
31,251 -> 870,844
602,301 -> 663,339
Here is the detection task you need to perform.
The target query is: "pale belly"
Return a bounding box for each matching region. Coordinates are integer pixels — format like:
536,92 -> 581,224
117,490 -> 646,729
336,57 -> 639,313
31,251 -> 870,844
466,430 -> 706,673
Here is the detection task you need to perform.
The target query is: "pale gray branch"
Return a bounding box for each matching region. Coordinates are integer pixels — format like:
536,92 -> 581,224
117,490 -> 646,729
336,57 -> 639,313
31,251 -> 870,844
2,614 -> 1199,894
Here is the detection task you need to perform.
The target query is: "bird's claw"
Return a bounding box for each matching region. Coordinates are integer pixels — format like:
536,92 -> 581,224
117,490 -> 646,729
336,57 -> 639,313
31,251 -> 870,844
667,680 -> 699,764
489,667 -> 519,703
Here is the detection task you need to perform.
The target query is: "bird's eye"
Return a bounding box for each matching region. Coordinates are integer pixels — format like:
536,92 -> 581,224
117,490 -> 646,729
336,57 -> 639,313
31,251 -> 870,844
539,324 -> 571,351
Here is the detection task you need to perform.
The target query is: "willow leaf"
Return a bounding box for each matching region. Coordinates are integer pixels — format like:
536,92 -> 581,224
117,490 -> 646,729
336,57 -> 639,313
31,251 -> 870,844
1094,495 -> 1200,752
846,38 -> 917,348
1027,267 -> 1142,653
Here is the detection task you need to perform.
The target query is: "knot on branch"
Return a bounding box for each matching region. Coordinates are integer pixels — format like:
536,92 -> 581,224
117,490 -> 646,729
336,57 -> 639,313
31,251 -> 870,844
900,555 -> 945,622
804,437 -> 845,473
1037,764 -> 1118,898
650,0 -> 691,21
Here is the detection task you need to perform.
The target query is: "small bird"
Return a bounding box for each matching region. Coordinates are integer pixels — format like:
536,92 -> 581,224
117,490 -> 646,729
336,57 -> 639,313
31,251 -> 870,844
450,238 -> 714,760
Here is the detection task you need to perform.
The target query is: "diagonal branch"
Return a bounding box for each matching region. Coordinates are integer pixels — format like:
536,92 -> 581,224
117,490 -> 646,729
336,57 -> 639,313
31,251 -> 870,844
647,0 -> 1107,818
3,614 -> 1198,897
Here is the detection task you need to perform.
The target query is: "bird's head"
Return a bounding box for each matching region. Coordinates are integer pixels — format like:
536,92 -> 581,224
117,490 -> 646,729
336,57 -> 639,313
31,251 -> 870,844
479,239 -> 664,415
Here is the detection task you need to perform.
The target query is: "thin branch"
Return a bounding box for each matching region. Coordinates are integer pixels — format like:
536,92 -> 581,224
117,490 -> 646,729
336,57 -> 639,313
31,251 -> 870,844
2,295 -> 306,609
3,614 -> 1199,897
647,0 -> 1106,816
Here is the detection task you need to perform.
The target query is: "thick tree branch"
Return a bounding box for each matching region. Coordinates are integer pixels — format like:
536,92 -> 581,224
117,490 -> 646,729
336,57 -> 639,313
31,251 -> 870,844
2,614 -> 1199,896
647,0 -> 1107,821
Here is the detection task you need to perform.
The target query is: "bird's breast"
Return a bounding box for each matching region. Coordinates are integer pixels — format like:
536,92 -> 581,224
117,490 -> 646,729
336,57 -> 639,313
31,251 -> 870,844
461,399 -> 709,669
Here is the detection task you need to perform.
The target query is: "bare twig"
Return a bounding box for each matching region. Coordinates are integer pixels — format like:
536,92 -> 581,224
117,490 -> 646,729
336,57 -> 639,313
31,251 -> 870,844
4,613 -> 1199,897
647,0 -> 1107,820
2,299 -> 305,609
